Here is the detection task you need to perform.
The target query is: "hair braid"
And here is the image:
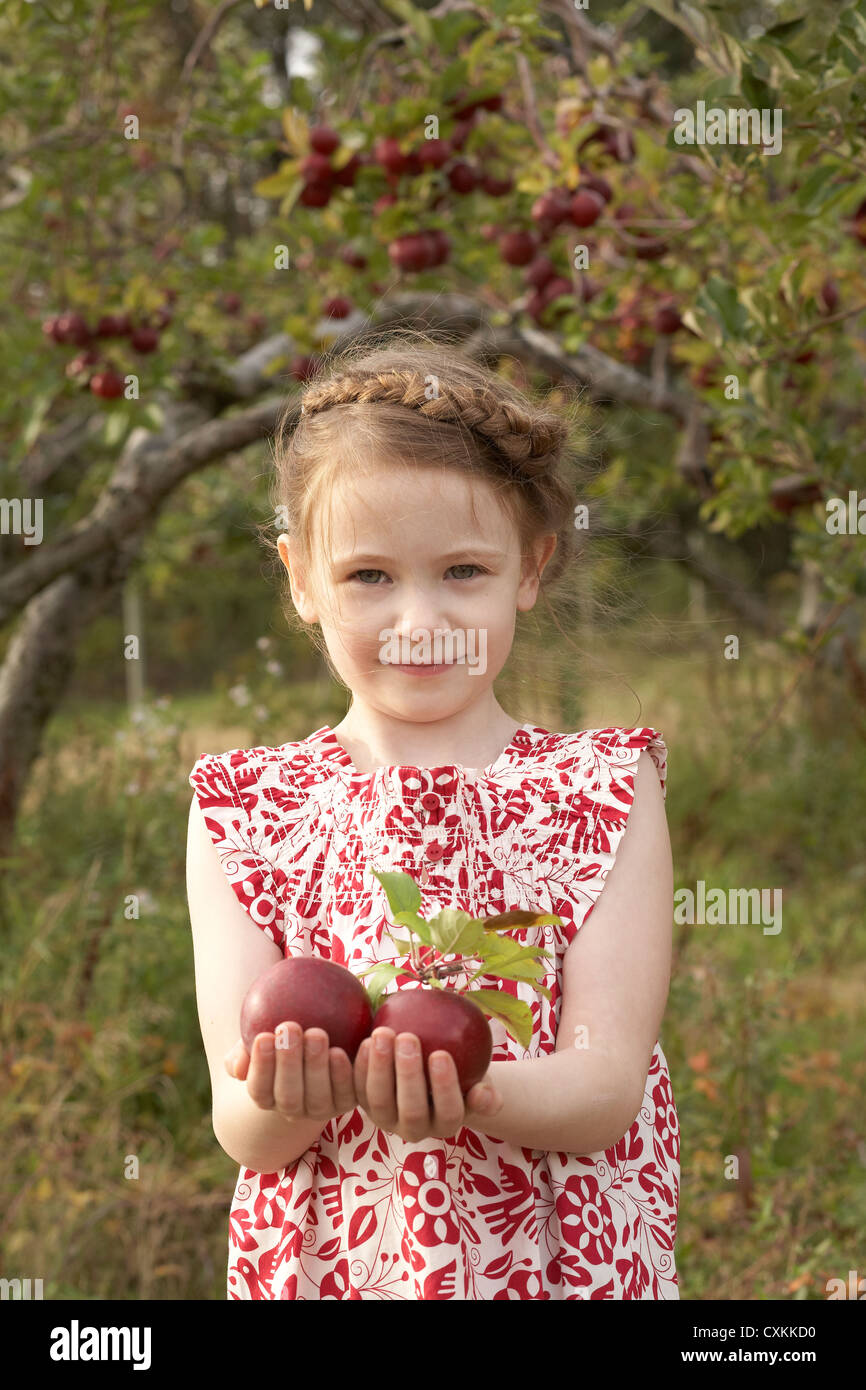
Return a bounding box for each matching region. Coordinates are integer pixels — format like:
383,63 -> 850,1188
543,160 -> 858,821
300,368 -> 567,479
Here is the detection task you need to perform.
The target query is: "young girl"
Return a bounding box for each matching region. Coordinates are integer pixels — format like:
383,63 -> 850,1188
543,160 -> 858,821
186,335 -> 679,1299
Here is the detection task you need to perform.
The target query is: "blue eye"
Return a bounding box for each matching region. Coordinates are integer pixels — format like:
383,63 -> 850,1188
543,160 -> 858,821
347,565 -> 487,584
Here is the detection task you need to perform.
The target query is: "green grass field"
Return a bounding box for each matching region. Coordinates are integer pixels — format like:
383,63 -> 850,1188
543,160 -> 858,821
2,633 -> 863,1300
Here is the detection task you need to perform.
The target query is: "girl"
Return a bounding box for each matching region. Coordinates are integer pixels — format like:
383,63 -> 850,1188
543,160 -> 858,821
186,333 -> 679,1299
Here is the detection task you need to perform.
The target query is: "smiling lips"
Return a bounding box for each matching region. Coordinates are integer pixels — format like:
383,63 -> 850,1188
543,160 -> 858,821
395,662 -> 452,675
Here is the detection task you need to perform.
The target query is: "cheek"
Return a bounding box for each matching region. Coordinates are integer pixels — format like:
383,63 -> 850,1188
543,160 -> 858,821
335,622 -> 384,663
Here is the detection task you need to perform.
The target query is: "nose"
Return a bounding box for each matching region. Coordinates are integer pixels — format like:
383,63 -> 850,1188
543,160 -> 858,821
391,585 -> 449,639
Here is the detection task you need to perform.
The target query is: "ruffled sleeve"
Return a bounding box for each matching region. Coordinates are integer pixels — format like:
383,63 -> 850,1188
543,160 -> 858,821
188,748 -> 287,949
573,726 -> 668,935
590,726 -> 667,801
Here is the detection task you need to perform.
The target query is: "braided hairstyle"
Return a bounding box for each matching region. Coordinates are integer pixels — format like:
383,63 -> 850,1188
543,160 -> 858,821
298,365 -> 568,483
261,328 -> 595,659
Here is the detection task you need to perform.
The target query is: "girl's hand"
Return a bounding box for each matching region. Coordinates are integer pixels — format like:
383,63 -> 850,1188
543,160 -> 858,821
224,1024 -> 358,1124
353,1027 -> 504,1143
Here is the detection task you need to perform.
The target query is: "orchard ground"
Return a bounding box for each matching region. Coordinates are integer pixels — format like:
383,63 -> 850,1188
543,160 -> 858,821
3,621 -> 864,1300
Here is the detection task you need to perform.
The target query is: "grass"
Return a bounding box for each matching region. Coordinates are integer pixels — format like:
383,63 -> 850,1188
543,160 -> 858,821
1,624 -> 863,1300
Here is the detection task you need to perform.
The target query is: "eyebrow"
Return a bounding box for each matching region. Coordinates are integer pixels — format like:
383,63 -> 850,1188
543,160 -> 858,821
332,547 -> 504,566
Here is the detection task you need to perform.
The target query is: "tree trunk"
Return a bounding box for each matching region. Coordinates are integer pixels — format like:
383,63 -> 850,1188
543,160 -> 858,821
0,538 -> 143,860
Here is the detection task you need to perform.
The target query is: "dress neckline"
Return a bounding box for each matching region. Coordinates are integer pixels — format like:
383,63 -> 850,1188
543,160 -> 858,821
308,721 -> 544,780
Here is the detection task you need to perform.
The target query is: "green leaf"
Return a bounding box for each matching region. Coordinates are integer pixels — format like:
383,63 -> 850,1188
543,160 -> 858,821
382,937 -> 413,952
740,70 -> 774,108
21,392 -> 52,453
371,867 -> 421,917
764,17 -> 807,40
698,277 -> 748,340
392,909 -> 432,946
253,166 -> 298,198
467,989 -> 535,1050
429,909 -> 486,956
795,163 -> 838,214
102,408 -> 131,449
483,908 -> 563,930
376,0 -> 434,44
479,932 -> 553,967
354,962 -> 402,1011
429,10 -> 483,54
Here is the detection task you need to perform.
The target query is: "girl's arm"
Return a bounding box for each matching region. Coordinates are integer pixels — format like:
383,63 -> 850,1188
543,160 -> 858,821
213,1069 -> 325,1175
186,795 -> 325,1174
473,750 -> 674,1155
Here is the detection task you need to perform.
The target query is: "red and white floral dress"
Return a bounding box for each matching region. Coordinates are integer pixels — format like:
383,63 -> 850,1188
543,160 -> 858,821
188,722 -> 680,1300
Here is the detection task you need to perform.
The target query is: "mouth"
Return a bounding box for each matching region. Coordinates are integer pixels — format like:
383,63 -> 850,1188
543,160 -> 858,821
394,662 -> 453,674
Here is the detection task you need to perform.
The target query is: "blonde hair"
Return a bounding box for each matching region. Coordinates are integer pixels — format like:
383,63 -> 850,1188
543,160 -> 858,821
257,327 -> 604,691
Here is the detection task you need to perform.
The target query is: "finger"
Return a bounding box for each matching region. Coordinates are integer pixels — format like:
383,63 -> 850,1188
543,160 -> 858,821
465,1078 -> 502,1121
246,1033 -> 277,1109
428,1050 -> 465,1134
329,1047 -> 357,1116
302,1028 -> 335,1120
365,1027 -> 397,1125
353,1037 -> 371,1111
272,1022 -> 304,1117
393,1033 -> 430,1142
225,1041 -> 249,1080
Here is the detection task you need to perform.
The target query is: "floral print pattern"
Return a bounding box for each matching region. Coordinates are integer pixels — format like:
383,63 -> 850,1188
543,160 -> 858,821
188,722 -> 680,1299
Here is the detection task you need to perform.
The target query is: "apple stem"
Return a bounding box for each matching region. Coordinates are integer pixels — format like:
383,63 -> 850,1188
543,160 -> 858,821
417,957 -> 478,984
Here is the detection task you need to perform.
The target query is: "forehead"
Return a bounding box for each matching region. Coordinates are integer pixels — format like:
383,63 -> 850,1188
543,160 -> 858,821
318,463 -> 515,549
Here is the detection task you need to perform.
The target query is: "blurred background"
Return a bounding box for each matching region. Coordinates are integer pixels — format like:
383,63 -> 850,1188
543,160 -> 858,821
1,0 -> 864,1300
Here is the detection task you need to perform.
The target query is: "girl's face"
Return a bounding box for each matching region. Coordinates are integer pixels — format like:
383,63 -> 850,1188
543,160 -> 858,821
278,462 -> 556,721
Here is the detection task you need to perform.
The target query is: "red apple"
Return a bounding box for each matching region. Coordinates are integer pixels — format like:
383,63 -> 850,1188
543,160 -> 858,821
849,197 -> 866,245
388,232 -> 432,271
569,188 -> 605,228
89,369 -> 126,399
332,152 -> 362,187
499,229 -> 536,266
323,295 -> 352,319
309,126 -> 340,155
300,152 -> 334,183
290,354 -> 320,382
241,956 -> 373,1060
417,137 -> 451,168
819,278 -> 839,314
481,172 -> 513,196
449,117 -> 475,151
95,313 -> 132,338
582,174 -> 613,205
374,986 -> 493,1094
299,181 -> 332,207
42,316 -> 65,344
130,325 -> 159,352
65,349 -> 99,379
447,160 -> 477,194
54,311 -> 92,346
373,137 -> 408,176
532,187 -> 572,227
524,254 -> 557,290
539,275 -> 573,312
653,302 -> 682,334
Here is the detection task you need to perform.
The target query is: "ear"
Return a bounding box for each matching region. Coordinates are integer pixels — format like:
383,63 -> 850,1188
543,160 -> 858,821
277,535 -> 318,624
516,533 -> 557,612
